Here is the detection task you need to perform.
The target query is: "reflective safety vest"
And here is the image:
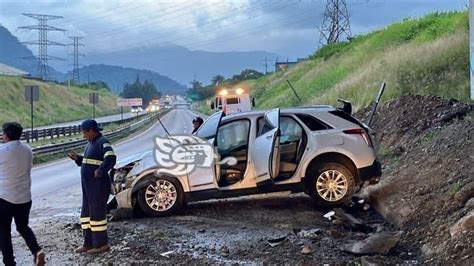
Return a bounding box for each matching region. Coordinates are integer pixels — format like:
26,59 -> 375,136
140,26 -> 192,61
75,133 -> 116,179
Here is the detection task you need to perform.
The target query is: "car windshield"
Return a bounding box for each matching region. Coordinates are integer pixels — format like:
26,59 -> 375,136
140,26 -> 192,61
226,97 -> 239,105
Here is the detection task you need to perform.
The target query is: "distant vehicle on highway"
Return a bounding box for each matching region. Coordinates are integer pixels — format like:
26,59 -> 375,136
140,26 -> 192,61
131,106 -> 143,113
146,99 -> 160,112
210,87 -> 254,115
109,102 -> 382,217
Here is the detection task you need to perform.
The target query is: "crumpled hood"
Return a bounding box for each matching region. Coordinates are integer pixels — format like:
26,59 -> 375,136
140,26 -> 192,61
114,150 -> 154,169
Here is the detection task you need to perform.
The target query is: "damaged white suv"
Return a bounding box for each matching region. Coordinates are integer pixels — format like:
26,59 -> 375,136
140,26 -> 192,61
110,106 -> 382,217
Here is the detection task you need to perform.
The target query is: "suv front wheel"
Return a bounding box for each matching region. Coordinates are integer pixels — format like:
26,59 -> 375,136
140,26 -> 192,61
136,176 -> 184,217
307,162 -> 355,206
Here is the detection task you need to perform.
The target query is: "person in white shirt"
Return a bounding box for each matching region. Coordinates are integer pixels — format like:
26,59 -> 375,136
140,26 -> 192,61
0,122 -> 45,266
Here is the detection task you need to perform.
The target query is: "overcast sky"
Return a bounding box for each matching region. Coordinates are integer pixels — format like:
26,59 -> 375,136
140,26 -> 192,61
0,0 -> 466,68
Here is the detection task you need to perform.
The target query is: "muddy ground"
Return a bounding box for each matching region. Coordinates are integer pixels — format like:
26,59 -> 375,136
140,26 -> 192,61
11,184 -> 413,265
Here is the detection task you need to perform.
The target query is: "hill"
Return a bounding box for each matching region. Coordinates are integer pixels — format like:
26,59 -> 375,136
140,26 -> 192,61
83,44 -> 278,85
0,25 -> 64,79
0,25 -> 185,93
243,11 -> 470,110
72,64 -> 187,94
0,76 -> 120,127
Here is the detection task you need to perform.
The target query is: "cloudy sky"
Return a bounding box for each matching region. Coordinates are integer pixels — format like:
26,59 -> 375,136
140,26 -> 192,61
0,0 -> 466,67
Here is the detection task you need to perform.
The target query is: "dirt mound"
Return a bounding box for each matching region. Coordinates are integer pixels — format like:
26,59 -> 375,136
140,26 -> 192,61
356,95 -> 473,264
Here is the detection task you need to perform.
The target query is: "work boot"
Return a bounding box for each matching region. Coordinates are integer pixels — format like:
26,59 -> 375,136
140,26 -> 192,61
75,246 -> 91,253
86,244 -> 110,254
34,250 -> 46,266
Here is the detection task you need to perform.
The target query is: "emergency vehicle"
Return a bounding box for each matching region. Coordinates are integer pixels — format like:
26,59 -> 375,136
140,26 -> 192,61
210,87 -> 254,115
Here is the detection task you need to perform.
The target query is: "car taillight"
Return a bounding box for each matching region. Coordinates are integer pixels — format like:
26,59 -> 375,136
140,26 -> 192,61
343,128 -> 371,146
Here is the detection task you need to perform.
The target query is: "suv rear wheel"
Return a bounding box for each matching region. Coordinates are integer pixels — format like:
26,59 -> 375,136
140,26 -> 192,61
307,162 -> 355,206
136,176 -> 184,217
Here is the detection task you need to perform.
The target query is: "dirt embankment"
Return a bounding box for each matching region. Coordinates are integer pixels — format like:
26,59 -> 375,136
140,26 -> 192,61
357,95 -> 473,264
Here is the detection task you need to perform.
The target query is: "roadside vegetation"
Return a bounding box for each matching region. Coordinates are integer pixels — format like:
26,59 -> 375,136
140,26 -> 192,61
241,11 -> 470,110
0,76 -> 121,127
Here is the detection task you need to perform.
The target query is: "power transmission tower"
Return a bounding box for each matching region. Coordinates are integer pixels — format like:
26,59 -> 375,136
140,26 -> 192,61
319,0 -> 352,46
68,36 -> 84,84
18,13 -> 66,81
261,57 -> 275,75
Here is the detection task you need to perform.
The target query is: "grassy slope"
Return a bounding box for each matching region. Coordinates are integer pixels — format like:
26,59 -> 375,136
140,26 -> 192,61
244,11 -> 470,110
0,76 -> 121,127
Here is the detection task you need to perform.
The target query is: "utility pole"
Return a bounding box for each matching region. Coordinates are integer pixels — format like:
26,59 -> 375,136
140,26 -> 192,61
68,36 -> 84,84
18,13 -> 66,81
262,57 -> 274,75
319,0 -> 352,46
262,57 -> 268,75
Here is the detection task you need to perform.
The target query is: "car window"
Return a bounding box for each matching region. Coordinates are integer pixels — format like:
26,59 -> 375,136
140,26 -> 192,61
295,114 -> 331,131
226,97 -> 239,105
257,116 -> 302,143
256,117 -> 273,137
195,112 -> 221,140
280,117 -> 303,143
216,120 -> 250,153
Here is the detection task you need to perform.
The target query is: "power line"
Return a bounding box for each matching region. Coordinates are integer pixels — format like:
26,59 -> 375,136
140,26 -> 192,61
68,36 -> 84,84
18,13 -> 66,81
89,1 -> 301,58
319,0 -> 352,46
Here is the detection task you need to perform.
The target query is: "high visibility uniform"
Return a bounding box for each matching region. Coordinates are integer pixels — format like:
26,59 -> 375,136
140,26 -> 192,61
74,133 -> 116,248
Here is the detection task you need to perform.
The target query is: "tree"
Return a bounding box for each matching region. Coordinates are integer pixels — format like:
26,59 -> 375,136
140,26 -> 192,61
120,77 -> 161,107
190,79 -> 203,90
211,75 -> 225,86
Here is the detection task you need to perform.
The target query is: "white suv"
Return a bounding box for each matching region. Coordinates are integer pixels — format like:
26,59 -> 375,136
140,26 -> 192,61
110,106 -> 382,217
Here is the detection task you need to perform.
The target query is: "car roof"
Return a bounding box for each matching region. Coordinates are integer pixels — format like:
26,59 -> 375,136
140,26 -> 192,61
221,106 -> 335,121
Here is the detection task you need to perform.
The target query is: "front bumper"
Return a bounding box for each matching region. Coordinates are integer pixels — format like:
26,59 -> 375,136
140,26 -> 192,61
115,188 -> 133,209
358,160 -> 382,184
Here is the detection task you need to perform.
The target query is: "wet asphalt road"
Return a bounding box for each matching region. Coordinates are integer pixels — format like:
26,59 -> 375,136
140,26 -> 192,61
31,108 -> 199,199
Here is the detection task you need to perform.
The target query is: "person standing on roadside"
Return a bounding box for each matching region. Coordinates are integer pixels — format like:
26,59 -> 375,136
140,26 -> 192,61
67,119 -> 116,254
192,116 -> 204,134
0,122 -> 45,266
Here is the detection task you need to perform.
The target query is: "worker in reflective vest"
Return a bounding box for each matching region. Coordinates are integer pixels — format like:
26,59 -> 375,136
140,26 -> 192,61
67,119 -> 116,254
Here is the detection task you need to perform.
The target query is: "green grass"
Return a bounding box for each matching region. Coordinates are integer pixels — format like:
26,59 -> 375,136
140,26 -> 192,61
0,76 -> 121,127
241,11 -> 471,111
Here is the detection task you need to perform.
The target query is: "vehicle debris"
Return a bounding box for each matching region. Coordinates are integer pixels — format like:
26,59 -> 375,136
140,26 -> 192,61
343,231 -> 402,255
331,208 -> 372,232
296,228 -> 321,239
323,211 -> 335,220
268,236 -> 287,247
160,250 -> 175,258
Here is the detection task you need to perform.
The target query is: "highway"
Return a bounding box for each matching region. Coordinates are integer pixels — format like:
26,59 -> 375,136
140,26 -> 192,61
31,108 -> 201,199
32,111 -> 147,131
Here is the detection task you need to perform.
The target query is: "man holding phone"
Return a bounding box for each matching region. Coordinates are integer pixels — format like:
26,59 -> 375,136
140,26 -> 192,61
68,119 -> 116,254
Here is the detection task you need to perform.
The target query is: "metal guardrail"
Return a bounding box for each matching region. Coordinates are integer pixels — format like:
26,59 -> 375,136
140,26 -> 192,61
32,109 -> 170,156
0,112 -> 150,143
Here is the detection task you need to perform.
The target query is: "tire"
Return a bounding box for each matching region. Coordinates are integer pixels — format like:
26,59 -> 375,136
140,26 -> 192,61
136,176 -> 184,217
307,162 -> 355,206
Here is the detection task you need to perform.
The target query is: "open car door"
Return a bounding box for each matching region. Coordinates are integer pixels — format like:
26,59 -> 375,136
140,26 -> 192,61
251,108 -> 280,185
187,111 -> 224,190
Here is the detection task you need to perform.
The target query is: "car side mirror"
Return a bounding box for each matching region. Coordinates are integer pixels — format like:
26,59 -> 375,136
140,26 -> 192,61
210,102 -> 215,109
251,98 -> 255,107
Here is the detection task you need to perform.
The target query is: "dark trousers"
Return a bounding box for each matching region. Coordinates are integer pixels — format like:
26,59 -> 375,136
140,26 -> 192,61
80,175 -> 110,248
0,198 -> 41,266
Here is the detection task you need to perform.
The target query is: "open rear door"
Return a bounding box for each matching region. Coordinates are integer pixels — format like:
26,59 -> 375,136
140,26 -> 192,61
251,108 -> 280,185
